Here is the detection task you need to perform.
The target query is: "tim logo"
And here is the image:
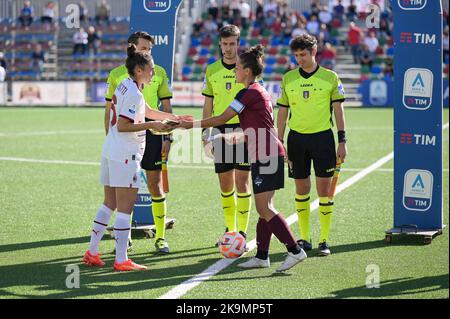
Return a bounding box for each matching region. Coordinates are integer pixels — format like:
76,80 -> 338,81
403,68 -> 433,110
398,0 -> 427,10
403,169 -> 433,211
400,32 -> 436,45
400,133 -> 436,146
143,0 -> 171,12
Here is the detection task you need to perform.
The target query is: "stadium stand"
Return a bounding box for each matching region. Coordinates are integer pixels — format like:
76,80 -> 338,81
0,0 -> 448,106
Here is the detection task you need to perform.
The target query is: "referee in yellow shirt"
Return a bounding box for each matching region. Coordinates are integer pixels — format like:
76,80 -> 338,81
277,34 -> 347,256
201,25 -> 252,243
105,31 -> 174,254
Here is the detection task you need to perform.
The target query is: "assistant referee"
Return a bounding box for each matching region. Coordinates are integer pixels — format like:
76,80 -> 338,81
277,34 -> 347,256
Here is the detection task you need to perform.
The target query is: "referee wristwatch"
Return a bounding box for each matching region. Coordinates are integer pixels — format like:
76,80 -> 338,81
338,130 -> 347,144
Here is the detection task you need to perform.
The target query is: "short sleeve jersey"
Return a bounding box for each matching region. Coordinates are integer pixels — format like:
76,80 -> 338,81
277,65 -> 345,134
202,59 -> 244,125
229,82 -> 285,162
102,78 -> 146,161
105,64 -> 172,111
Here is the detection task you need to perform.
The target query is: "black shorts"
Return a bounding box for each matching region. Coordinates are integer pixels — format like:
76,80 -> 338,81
287,129 -> 336,179
141,130 -> 163,171
251,156 -> 285,194
212,124 -> 251,174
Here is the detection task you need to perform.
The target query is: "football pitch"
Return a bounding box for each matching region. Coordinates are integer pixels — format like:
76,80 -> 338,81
0,107 -> 448,299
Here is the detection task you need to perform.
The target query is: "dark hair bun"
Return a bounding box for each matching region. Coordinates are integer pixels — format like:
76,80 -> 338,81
250,44 -> 264,59
127,44 -> 137,57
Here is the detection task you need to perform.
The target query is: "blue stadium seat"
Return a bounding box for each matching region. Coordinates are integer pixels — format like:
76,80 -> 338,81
271,37 -> 281,47
386,47 -> 394,56
263,66 -> 274,75
240,38 -> 248,46
182,66 -> 192,76
191,37 -> 201,47
199,47 -> 209,57
207,57 -> 216,64
266,56 -> 277,66
371,65 -> 382,74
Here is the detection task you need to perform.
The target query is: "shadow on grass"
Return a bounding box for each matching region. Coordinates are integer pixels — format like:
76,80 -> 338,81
0,236 -> 222,299
328,274 -> 449,298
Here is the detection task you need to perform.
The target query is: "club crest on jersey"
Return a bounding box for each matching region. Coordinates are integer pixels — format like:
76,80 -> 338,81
226,82 -> 232,90
303,91 -> 310,100
129,105 -> 136,114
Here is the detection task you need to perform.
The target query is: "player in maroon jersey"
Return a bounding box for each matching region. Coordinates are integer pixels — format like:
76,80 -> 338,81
179,45 -> 307,272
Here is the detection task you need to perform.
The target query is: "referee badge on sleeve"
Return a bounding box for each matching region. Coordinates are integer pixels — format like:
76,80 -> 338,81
338,83 -> 345,96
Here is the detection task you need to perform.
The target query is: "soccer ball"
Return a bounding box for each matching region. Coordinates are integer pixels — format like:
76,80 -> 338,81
218,231 -> 246,258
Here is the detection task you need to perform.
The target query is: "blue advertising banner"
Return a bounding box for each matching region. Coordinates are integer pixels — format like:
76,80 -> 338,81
392,0 -> 443,230
129,0 -> 183,225
359,78 -> 448,108
129,0 -> 184,84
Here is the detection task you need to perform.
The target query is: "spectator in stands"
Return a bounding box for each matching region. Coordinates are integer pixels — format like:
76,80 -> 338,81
263,0 -> 278,17
239,0 -> 251,30
364,30 -> 379,54
265,10 -> 276,29
31,44 -> 46,74
19,1 -> 34,29
320,42 -> 337,70
78,1 -> 89,24
359,44 -> 374,69
347,0 -> 357,22
255,0 -> 265,29
272,16 -> 283,37
279,1 -> 289,24
73,27 -> 88,56
348,22 -> 363,63
310,0 -> 322,19
221,1 -> 231,25
306,15 -> 320,36
192,17 -> 204,37
208,0 -> 219,20
333,0 -> 345,24
282,20 -> 293,40
95,0 -> 111,26
203,14 -> 218,38
41,2 -> 56,32
230,0 -> 241,23
288,10 -> 298,27
318,6 -> 333,27
0,52 -> 7,70
292,21 -> 307,38
318,23 -> 331,44
87,26 -> 101,56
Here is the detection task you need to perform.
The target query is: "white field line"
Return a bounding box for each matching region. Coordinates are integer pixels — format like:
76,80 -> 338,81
158,152 -> 395,299
0,129 -> 103,137
158,122 -> 449,299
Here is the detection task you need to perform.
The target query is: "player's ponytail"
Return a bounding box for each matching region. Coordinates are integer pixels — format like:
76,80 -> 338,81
126,44 -> 153,78
239,45 -> 265,77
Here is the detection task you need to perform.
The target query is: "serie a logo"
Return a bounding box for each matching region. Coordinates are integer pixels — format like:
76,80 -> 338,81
143,0 -> 171,13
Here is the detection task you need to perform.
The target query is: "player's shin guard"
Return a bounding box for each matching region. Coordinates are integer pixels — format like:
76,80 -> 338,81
152,196 -> 166,240
237,192 -> 251,234
89,204 -> 113,255
295,194 -> 311,242
319,197 -> 333,243
221,190 -> 236,231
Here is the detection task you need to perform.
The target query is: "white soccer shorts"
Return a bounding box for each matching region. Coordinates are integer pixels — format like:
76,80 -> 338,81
100,156 -> 141,189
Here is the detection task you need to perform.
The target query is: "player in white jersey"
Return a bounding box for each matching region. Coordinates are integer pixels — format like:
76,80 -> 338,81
83,45 -> 187,271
